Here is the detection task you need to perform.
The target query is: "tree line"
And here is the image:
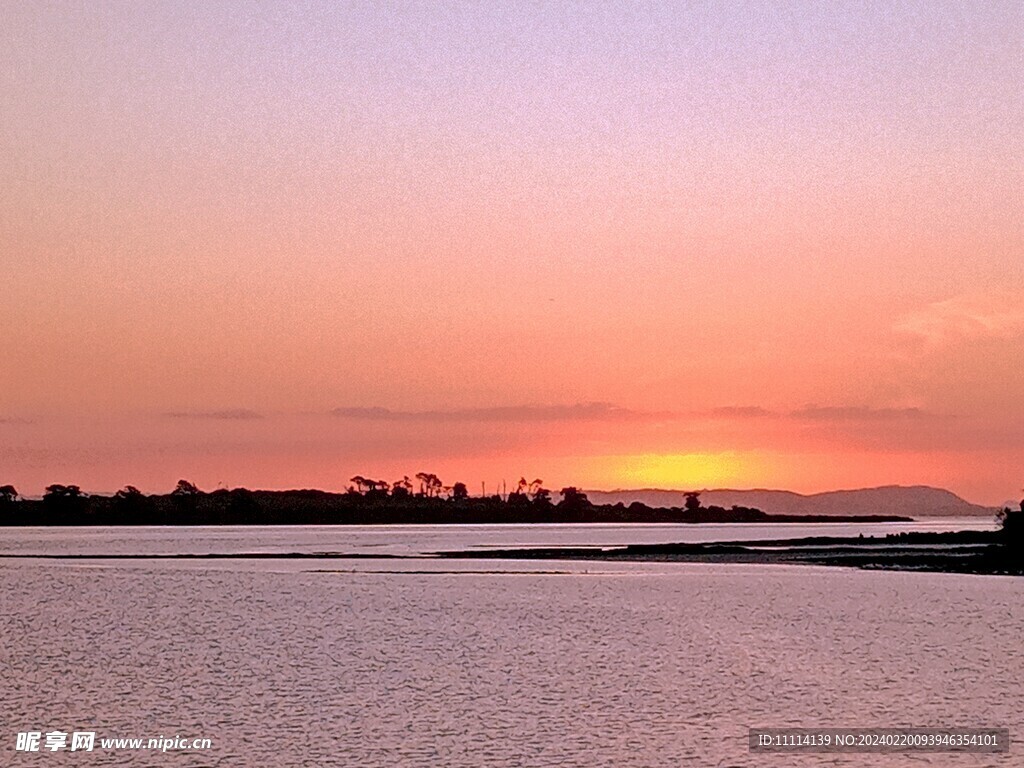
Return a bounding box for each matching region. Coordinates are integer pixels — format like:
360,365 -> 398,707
0,477 -> 953,528
0,476 -> 786,526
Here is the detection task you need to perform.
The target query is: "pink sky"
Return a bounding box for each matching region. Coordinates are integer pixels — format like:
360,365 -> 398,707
1,2 -> 1021,504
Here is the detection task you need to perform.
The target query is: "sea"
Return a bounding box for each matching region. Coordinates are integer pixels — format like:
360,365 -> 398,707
2,518 -> 1020,766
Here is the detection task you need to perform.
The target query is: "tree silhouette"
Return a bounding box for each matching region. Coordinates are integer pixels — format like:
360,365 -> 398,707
391,476 -> 413,499
0,471 -> 805,528
44,484 -> 84,500
507,487 -> 530,508
525,479 -> 551,506
415,472 -> 443,497
364,479 -> 390,501
114,485 -> 144,500
113,485 -> 151,517
169,479 -> 201,519
558,486 -> 589,512
43,484 -> 87,520
172,479 -> 201,496
998,498 -> 1024,546
683,491 -> 702,512
227,487 -> 259,518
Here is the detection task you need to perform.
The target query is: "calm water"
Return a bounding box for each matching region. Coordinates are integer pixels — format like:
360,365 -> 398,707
2,522 -> 1020,767
0,517 -> 996,557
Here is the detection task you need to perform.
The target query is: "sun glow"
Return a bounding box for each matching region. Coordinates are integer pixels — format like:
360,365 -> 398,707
608,452 -> 757,490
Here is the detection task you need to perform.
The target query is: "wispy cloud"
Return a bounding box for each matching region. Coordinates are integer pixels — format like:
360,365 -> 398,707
703,406 -> 776,419
331,402 -> 647,422
330,402 -> 947,425
697,404 -> 947,422
164,409 -> 264,421
791,406 -> 945,422
895,294 -> 1024,347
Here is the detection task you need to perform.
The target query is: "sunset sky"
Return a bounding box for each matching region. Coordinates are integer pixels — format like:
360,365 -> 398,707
2,2 -> 1021,503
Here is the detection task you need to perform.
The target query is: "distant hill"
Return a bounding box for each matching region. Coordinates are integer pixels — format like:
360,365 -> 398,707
584,486 -> 996,518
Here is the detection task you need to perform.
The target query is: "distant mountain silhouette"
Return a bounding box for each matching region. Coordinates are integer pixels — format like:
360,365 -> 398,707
584,485 -> 995,518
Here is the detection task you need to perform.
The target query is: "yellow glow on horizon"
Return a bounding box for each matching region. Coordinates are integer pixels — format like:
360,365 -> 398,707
607,452 -> 756,490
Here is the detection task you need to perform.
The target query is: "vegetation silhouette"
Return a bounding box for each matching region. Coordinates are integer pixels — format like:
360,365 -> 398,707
439,493 -> 1024,576
0,474 -> 914,527
997,498 -> 1023,548
683,491 -> 702,512
43,484 -> 89,519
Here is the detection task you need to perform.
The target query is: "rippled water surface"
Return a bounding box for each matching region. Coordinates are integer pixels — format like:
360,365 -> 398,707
0,518 -> 996,557
2,525 -> 1020,767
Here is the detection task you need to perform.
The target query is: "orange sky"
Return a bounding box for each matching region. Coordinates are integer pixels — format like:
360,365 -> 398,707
1,3 -> 1021,503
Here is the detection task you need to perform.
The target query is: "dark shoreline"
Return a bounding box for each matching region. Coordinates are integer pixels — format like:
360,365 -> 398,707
1,529 -> 1016,576
437,530 -> 1022,576
0,515 -> 916,527
1,487 -> 915,526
